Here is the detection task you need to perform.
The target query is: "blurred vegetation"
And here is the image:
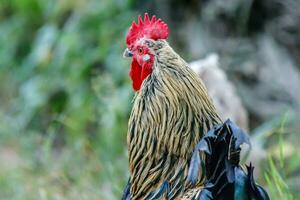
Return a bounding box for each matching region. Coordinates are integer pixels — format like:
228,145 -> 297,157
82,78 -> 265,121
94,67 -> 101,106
0,0 -> 299,199
0,0 -> 135,199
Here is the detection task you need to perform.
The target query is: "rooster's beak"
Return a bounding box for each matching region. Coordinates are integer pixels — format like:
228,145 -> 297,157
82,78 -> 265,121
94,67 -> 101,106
123,48 -> 133,58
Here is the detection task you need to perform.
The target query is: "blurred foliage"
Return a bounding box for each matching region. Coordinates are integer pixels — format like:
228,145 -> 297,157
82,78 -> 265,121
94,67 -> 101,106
0,0 -> 299,199
0,0 -> 136,199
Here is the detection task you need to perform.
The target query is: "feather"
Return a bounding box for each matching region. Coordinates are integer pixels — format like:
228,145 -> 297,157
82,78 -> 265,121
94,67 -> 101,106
190,120 -> 269,200
146,181 -> 169,200
121,179 -> 132,200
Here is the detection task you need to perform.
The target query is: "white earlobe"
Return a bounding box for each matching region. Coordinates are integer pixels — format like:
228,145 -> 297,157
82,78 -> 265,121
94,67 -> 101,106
143,54 -> 150,61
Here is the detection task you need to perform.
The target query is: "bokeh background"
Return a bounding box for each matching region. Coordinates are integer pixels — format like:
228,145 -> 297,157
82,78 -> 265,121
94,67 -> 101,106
0,0 -> 299,199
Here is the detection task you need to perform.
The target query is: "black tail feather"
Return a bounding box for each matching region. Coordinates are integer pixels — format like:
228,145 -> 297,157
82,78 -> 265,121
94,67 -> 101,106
188,119 -> 269,200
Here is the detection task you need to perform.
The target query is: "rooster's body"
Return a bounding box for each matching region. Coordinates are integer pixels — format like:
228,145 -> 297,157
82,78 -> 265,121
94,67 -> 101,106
122,14 -> 269,200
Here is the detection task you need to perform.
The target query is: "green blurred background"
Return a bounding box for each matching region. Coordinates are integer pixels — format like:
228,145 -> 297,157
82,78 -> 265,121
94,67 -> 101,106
0,0 -> 299,199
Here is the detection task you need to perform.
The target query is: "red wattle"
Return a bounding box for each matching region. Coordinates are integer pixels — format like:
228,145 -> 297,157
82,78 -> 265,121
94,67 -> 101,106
129,58 -> 153,91
129,59 -> 142,91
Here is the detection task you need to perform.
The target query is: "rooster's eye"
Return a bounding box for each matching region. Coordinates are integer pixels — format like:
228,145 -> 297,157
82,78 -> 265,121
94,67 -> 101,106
138,48 -> 143,54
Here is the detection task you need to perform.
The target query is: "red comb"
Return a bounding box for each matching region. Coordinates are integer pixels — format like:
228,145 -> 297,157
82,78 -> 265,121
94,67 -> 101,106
126,13 -> 169,47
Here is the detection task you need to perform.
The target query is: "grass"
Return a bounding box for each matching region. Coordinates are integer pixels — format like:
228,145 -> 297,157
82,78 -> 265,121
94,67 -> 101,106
264,115 -> 293,199
254,114 -> 299,199
0,132 -> 129,200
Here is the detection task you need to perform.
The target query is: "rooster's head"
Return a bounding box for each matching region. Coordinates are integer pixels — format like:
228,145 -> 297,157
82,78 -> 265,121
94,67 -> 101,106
124,13 -> 169,91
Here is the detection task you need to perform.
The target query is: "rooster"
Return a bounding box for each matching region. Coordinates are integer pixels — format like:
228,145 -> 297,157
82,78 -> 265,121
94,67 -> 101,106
122,13 -> 269,200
